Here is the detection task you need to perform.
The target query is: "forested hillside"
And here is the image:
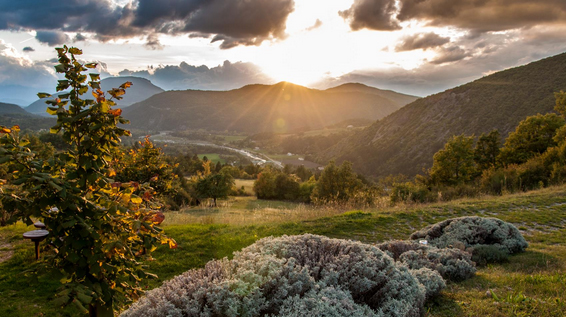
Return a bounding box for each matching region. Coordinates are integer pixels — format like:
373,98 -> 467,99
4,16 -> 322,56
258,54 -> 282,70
320,52 -> 566,178
122,81 -> 418,133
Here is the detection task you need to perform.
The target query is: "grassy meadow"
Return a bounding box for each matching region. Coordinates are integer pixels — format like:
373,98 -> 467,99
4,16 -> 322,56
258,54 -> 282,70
1,185 -> 566,316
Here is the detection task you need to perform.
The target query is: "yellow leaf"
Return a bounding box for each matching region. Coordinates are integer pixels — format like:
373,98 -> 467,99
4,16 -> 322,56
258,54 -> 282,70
130,196 -> 142,204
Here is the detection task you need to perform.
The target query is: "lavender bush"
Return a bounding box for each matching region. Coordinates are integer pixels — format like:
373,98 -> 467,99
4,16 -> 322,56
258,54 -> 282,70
410,216 -> 528,255
376,240 -> 476,282
121,234 -> 431,317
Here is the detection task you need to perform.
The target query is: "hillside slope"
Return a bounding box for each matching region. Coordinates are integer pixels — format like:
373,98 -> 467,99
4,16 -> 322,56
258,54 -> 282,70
26,76 -> 163,116
320,52 -> 566,178
122,81 -> 418,133
0,102 -> 27,115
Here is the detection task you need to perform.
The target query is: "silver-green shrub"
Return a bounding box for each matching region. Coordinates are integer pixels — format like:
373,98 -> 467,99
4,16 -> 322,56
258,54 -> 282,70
410,216 -> 528,255
376,240 -> 476,282
409,268 -> 445,300
121,234 -> 427,317
275,286 -> 380,317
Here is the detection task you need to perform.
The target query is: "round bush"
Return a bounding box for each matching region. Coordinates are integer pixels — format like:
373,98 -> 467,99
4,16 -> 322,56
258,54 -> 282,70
410,216 -> 528,255
122,234 -> 428,317
376,240 -> 476,282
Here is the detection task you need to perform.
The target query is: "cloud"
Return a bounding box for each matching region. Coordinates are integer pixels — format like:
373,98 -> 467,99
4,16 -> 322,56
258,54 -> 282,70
339,0 -> 400,31
395,33 -> 450,51
0,40 -> 58,104
0,0 -> 295,49
340,0 -> 566,33
119,60 -> 274,91
305,19 -> 323,31
429,46 -> 470,64
312,32 -> 566,97
144,33 -> 164,50
22,46 -> 35,52
73,33 -> 87,42
35,30 -> 70,46
397,0 -> 566,33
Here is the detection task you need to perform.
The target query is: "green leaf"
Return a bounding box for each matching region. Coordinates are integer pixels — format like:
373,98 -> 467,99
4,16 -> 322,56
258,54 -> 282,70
68,47 -> 83,55
100,101 -> 110,113
85,62 -> 97,69
62,219 -> 76,228
37,92 -> 51,99
72,299 -> 89,314
89,73 -> 100,81
54,64 -> 66,73
46,107 -> 58,115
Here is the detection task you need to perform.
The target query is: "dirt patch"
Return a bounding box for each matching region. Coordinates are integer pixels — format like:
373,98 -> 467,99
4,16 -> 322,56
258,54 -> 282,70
0,243 -> 13,263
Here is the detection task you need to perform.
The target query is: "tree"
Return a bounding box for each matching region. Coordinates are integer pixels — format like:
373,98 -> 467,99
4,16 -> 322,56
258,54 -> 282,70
429,134 -> 476,185
195,173 -> 234,206
0,46 -> 175,316
311,161 -> 362,203
554,90 -> 566,118
498,113 -> 565,165
253,166 -> 278,199
474,130 -> 501,172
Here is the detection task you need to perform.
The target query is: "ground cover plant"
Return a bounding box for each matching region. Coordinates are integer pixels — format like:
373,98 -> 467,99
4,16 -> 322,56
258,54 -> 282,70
1,184 -> 566,316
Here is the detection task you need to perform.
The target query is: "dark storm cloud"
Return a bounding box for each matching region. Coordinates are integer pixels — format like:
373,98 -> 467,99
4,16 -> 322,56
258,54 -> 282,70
35,30 -> 70,46
22,46 -> 35,52
0,0 -> 295,49
119,60 -> 274,91
395,33 -> 450,52
339,0 -> 400,31
341,0 -> 566,33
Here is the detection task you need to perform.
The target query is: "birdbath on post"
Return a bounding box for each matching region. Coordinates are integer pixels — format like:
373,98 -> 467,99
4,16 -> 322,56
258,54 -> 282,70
23,229 -> 49,260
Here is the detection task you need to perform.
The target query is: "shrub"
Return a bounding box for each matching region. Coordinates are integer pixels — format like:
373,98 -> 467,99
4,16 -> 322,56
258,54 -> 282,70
276,286 -> 380,317
471,245 -> 510,266
409,268 -> 445,301
122,234 -> 429,317
376,240 -> 476,282
389,182 -> 436,204
410,216 -> 528,256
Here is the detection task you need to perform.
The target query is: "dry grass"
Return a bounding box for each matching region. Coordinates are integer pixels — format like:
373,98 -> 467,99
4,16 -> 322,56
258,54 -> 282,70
163,196 -> 354,226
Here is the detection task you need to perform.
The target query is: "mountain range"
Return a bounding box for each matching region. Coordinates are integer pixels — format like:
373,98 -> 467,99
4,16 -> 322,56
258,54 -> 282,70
25,77 -> 164,116
319,52 -> 566,179
122,81 -> 418,133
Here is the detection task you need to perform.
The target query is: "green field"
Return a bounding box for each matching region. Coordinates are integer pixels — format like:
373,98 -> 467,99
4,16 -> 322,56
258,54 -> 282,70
234,179 -> 255,195
197,153 -> 225,164
1,186 -> 566,316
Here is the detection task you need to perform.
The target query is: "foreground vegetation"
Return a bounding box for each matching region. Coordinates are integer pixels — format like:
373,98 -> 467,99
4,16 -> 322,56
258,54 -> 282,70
1,184 -> 565,316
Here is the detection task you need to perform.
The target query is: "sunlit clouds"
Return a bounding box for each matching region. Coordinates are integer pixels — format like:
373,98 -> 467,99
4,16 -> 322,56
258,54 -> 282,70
0,0 -> 566,99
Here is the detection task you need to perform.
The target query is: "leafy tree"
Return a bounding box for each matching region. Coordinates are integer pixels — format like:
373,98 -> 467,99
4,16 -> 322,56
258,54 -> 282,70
498,113 -> 565,165
294,164 -> 313,182
112,136 -> 176,204
311,161 -> 362,203
474,130 -> 501,172
429,134 -> 476,185
195,173 -> 234,206
253,166 -> 278,199
0,46 -> 175,316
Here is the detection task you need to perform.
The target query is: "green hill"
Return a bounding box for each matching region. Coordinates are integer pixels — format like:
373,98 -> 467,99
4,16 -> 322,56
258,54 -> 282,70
122,81 -> 418,133
0,102 -> 28,115
25,76 -> 163,116
0,102 -> 55,130
320,52 -> 566,178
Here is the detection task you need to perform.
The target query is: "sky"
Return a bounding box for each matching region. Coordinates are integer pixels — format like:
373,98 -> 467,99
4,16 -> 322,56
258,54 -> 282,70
1,0 -> 566,106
